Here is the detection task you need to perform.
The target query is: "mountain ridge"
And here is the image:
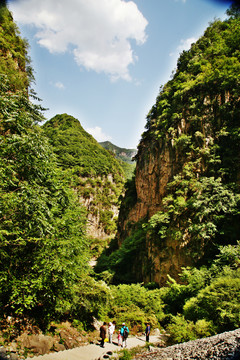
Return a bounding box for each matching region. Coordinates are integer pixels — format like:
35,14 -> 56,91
99,140 -> 137,164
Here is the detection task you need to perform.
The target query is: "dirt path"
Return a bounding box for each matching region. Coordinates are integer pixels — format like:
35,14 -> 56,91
26,335 -> 162,360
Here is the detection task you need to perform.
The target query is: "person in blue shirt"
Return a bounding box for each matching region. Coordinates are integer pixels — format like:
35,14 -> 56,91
120,322 -> 129,347
145,323 -> 150,342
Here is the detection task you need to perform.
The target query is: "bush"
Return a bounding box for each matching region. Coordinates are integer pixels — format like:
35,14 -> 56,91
194,319 -> 215,338
119,349 -> 132,360
166,315 -> 196,344
166,315 -> 215,344
106,284 -> 164,332
183,269 -> 240,332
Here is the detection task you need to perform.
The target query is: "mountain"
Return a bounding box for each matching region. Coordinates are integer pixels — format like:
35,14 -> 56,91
43,114 -> 125,241
96,8 -> 240,285
99,141 -> 137,164
99,141 -> 136,179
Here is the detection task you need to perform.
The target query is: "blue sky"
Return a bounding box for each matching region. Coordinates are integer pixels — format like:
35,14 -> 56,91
9,0 -> 234,148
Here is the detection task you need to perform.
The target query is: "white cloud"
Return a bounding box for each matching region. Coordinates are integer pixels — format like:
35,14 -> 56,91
177,37 -> 197,52
10,0 -> 148,81
53,81 -> 65,89
86,126 -> 112,142
169,37 -> 197,57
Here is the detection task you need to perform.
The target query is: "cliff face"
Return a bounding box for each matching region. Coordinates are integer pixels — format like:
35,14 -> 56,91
117,124 -> 195,284
0,5 -> 31,91
124,141 -> 176,223
80,174 -> 122,240
116,10 -> 240,285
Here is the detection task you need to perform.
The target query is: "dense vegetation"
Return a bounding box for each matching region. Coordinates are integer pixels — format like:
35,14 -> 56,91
0,2 -> 32,91
44,115 -> 125,179
104,243 -> 240,342
0,6 -> 108,331
0,3 -> 239,355
43,114 -> 125,241
0,74 -> 92,324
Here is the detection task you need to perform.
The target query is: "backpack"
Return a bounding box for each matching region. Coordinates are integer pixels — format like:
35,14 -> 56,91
123,327 -> 128,339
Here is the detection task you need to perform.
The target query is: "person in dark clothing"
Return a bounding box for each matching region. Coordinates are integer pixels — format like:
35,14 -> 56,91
100,322 -> 107,347
145,323 -> 150,342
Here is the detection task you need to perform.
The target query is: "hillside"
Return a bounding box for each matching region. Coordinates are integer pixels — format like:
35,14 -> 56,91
43,114 -> 125,241
99,141 -> 137,164
99,141 -> 136,179
96,7 -> 240,285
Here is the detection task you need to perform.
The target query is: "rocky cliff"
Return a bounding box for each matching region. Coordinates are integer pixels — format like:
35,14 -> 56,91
115,8 -> 240,285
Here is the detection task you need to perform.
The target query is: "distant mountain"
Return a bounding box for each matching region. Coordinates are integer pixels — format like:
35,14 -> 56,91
99,141 -> 137,164
99,141 -> 136,179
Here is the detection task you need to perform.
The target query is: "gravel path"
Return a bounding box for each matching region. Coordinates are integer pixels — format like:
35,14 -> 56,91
25,335 -> 162,360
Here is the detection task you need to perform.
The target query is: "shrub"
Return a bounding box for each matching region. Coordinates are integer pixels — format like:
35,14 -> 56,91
183,269 -> 240,332
166,315 -> 196,344
166,315 -> 215,344
194,319 -> 215,338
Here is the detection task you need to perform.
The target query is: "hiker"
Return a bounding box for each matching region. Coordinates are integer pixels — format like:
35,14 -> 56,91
108,322 -> 115,344
117,330 -> 122,346
120,322 -> 129,347
145,322 -> 150,342
100,322 -> 107,348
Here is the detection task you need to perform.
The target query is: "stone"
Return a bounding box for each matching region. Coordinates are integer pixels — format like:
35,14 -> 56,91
23,334 -> 54,355
92,317 -> 102,331
54,343 -> 66,352
9,354 -> 18,360
0,347 -> 8,360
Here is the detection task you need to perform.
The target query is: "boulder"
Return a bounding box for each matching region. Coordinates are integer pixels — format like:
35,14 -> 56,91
23,334 -> 54,355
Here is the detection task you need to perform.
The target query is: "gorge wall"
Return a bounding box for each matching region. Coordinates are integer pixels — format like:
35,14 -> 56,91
115,8 -> 240,286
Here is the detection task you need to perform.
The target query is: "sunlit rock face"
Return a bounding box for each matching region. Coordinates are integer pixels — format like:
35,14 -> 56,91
117,89 -> 240,285
117,130 -> 191,285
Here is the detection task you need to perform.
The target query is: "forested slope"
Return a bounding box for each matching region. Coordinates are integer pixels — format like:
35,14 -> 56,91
0,1 -> 31,91
43,114 -> 125,242
99,140 -> 136,179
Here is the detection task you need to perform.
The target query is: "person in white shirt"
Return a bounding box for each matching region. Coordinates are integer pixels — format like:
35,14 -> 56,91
108,322 -> 115,343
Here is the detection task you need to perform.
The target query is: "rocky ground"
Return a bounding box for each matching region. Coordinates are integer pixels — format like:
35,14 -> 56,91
134,328 -> 240,360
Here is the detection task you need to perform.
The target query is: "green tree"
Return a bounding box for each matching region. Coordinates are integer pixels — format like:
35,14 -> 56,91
0,76 -> 89,325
